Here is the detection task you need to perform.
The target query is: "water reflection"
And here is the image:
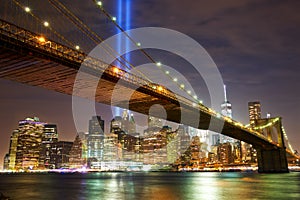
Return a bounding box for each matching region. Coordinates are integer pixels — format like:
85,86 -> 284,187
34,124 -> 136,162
0,172 -> 299,200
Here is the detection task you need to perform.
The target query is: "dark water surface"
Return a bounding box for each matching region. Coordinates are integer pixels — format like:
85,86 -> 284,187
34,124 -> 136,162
0,172 -> 299,200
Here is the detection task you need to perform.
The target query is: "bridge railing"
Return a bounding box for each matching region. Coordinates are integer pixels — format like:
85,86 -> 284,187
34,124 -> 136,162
0,19 -> 272,145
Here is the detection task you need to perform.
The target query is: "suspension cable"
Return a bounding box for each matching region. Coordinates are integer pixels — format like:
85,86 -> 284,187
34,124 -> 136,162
48,0 -> 152,81
93,0 -> 203,105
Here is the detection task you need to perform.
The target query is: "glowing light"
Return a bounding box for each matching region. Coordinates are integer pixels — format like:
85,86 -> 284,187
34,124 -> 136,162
75,45 -> 80,50
113,67 -> 120,73
193,95 -> 197,99
112,16 -> 117,21
165,71 -> 169,74
43,21 -> 49,27
157,86 -> 163,91
38,36 -> 46,43
199,100 -> 203,104
187,90 -> 191,94
173,78 -> 178,82
152,85 -> 157,89
24,7 -> 30,12
180,84 -> 185,88
125,0 -> 131,64
136,42 -> 141,47
97,1 -> 102,6
156,62 -> 162,67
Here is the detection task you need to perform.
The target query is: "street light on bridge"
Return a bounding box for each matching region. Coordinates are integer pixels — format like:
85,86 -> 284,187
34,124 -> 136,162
24,7 -> 30,12
38,36 -> 46,43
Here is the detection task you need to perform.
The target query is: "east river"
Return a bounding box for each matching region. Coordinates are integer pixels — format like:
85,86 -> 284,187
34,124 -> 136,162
0,172 -> 299,200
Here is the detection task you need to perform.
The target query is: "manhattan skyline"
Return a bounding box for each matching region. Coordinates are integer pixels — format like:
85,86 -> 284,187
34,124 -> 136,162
0,0 -> 300,168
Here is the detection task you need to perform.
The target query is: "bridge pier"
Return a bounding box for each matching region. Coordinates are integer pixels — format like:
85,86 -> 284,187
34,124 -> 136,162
256,147 -> 289,173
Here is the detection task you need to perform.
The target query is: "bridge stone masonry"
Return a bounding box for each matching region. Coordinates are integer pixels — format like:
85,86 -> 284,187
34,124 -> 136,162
0,19 -> 298,173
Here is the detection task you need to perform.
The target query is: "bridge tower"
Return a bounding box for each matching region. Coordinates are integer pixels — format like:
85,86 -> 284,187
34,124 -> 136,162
255,117 -> 289,173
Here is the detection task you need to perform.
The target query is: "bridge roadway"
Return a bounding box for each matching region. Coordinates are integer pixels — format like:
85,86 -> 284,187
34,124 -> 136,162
0,19 -> 297,162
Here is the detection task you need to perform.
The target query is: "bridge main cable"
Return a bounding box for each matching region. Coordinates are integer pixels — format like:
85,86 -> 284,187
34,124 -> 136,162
47,0 -> 152,82
93,0 -> 207,106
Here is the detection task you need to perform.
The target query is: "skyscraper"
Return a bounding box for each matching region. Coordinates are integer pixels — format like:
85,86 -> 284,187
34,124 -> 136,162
221,85 -> 232,118
110,116 -> 123,134
110,111 -> 136,135
220,85 -> 234,143
87,116 -> 105,165
40,124 -> 58,169
69,135 -> 84,169
148,116 -> 163,128
3,153 -> 9,170
8,129 -> 19,170
248,101 -> 261,127
51,141 -> 73,169
15,117 -> 45,170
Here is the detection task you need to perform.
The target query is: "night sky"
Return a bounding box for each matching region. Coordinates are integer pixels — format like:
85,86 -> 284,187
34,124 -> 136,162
0,0 -> 300,168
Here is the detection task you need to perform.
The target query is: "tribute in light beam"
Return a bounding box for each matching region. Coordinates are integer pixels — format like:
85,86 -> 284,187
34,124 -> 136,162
114,0 -> 131,117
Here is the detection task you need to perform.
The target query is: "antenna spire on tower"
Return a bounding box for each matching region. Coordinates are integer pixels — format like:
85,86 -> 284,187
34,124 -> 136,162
224,84 -> 227,102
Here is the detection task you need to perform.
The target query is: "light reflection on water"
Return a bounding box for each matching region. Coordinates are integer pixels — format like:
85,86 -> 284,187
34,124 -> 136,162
0,172 -> 299,200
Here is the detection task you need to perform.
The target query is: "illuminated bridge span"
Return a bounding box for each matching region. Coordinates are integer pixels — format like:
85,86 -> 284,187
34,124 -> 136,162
0,19 -> 298,172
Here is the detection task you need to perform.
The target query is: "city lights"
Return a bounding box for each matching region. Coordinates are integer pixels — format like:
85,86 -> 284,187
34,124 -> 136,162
1,3 -> 298,176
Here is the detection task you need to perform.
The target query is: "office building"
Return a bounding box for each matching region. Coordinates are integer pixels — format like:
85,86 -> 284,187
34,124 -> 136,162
218,142 -> 234,164
87,116 -> 105,164
51,141 -> 73,169
103,133 -> 121,161
220,85 -> 235,144
110,111 -> 136,135
15,117 -> 45,170
39,124 -> 58,169
3,153 -> 9,170
248,101 -> 261,127
69,135 -> 84,169
8,129 -> 19,170
148,116 -> 163,128
110,116 -> 123,134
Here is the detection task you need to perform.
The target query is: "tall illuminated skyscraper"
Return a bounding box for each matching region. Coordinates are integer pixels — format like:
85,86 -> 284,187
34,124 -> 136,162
248,101 -> 261,127
8,129 -> 19,170
221,85 -> 232,118
69,135 -> 84,169
40,124 -> 58,169
87,116 -> 105,163
14,117 -> 45,170
219,85 -> 234,144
